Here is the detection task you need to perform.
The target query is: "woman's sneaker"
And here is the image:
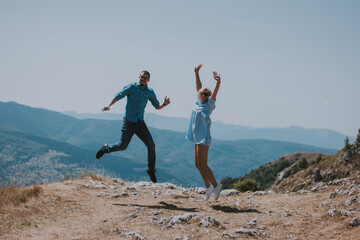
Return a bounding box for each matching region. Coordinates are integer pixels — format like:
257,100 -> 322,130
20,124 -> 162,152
213,184 -> 222,200
205,186 -> 214,201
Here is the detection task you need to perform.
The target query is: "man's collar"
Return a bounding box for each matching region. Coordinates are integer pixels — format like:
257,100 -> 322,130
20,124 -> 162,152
136,82 -> 148,89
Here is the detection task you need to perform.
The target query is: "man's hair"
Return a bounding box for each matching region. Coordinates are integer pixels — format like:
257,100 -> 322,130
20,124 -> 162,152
140,70 -> 150,78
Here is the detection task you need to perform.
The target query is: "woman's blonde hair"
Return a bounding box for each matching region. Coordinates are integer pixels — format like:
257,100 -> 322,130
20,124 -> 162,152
198,87 -> 212,96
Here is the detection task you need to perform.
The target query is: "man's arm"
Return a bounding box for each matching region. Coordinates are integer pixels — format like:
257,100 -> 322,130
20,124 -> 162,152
194,64 -> 202,92
102,97 -> 117,112
156,96 -> 170,110
102,84 -> 131,112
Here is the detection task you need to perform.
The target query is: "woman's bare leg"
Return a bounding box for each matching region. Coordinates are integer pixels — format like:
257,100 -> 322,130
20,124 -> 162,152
196,144 -> 218,188
195,144 -> 211,188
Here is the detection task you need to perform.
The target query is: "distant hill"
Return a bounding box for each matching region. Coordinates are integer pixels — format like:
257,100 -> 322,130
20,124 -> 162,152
63,111 -> 352,149
0,125 -> 145,185
0,101 -> 337,187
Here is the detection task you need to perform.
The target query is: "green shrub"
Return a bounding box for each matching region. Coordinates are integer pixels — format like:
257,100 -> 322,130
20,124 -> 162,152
221,177 -> 240,190
316,154 -> 322,164
298,158 -> 308,169
232,179 -> 260,192
344,136 -> 351,151
304,167 -> 313,177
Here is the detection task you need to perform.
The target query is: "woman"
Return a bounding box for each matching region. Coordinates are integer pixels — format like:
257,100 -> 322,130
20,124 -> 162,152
186,64 -> 222,201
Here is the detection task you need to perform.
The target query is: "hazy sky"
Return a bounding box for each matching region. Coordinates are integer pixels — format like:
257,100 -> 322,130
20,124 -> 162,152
1,0 -> 359,136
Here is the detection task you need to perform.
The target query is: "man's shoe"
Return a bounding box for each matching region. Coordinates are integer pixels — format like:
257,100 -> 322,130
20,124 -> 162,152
213,184 -> 222,200
96,144 -> 108,159
146,169 -> 157,183
205,186 -> 214,201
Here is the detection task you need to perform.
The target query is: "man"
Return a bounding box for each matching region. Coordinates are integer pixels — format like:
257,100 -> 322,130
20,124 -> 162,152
96,70 -> 170,183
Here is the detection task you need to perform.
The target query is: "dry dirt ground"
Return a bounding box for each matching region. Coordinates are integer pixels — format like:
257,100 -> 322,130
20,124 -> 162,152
1,176 -> 359,240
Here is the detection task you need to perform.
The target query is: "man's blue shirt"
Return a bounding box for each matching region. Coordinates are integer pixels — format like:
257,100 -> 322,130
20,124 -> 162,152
115,82 -> 160,122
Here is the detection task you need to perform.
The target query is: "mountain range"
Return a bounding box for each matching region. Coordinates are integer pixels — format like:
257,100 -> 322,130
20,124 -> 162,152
0,101 -> 338,187
64,111 -> 353,150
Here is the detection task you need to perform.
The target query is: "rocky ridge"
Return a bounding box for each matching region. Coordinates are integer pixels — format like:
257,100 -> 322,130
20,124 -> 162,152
273,129 -> 360,194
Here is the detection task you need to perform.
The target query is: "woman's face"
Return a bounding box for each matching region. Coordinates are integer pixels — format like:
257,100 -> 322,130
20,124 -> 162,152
198,89 -> 211,102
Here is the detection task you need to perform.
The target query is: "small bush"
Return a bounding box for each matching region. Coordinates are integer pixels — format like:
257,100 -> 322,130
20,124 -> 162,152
316,154 -> 322,164
298,158 -> 309,169
221,177 -> 239,190
283,169 -> 292,179
232,179 -> 260,192
304,167 -> 313,177
344,136 -> 351,151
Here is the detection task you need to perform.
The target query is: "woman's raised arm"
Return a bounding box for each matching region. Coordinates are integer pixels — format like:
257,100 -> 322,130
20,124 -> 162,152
211,71 -> 221,100
194,64 -> 202,92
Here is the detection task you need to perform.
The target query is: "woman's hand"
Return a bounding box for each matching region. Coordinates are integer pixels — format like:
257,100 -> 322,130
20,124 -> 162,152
213,71 -> 221,82
211,71 -> 221,100
194,64 -> 202,73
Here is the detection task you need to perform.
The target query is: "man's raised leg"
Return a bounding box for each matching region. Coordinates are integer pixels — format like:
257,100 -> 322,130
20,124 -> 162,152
96,119 -> 136,159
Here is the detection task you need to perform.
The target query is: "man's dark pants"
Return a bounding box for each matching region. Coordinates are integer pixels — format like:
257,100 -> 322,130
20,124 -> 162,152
106,118 -> 156,171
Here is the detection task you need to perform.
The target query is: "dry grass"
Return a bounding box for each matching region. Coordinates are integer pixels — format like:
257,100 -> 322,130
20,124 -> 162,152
60,168 -> 107,182
0,184 -> 43,235
78,172 -> 106,181
0,181 -> 86,236
0,185 -> 43,208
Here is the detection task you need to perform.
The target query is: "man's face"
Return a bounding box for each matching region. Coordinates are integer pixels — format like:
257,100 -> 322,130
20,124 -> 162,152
139,73 -> 150,87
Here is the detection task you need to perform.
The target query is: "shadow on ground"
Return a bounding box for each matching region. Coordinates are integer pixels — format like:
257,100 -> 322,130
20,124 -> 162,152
211,205 -> 261,213
113,201 -> 198,212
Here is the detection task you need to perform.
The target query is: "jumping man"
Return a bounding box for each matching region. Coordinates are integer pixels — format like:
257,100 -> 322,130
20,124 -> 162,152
96,70 -> 170,183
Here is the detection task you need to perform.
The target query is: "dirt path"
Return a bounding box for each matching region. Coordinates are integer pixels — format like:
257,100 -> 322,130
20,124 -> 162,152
2,177 -> 359,239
